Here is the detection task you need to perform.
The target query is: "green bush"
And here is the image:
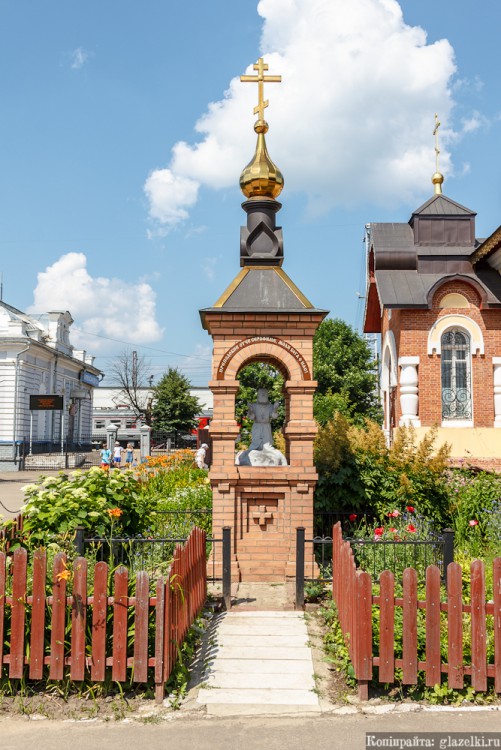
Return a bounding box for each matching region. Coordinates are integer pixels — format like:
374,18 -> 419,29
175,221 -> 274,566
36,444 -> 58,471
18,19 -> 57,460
17,468 -> 149,546
447,468 -> 501,554
314,417 -> 451,527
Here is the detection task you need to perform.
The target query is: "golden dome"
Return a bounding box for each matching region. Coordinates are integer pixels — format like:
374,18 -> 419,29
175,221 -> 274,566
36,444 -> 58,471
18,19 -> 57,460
432,171 -> 444,195
240,119 -> 284,200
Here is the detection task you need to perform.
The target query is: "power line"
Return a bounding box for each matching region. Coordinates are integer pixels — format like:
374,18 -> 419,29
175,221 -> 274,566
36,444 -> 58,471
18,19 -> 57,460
72,326 -> 212,361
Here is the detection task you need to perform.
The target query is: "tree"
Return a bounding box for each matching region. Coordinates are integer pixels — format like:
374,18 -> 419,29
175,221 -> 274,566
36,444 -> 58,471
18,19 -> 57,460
107,349 -> 154,425
235,363 -> 285,445
313,318 -> 381,425
151,368 -> 201,433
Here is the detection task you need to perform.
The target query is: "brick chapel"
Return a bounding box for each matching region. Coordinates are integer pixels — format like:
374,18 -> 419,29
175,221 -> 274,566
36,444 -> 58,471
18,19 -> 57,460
200,59 -> 327,581
363,122 -> 501,471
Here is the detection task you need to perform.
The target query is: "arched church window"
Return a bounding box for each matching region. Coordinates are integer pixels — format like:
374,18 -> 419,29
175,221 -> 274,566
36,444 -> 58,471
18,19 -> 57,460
441,329 -> 472,420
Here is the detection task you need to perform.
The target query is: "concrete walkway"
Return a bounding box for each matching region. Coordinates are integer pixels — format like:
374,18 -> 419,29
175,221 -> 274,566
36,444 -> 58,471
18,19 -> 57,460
196,607 -> 320,716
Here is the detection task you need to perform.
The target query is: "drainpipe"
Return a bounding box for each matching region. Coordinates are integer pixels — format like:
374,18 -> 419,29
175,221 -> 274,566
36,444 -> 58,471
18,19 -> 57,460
13,344 -> 30,461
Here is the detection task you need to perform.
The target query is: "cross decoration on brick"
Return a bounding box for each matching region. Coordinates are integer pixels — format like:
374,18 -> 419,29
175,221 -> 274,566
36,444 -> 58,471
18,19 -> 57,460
252,505 -> 274,529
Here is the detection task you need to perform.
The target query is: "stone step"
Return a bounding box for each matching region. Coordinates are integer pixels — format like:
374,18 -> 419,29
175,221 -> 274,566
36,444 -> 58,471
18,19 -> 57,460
207,646 -> 312,660
202,658 -> 313,675
224,611 -> 302,618
197,687 -> 319,706
205,703 -> 322,716
214,634 -> 308,648
217,622 -> 307,635
203,672 -> 315,690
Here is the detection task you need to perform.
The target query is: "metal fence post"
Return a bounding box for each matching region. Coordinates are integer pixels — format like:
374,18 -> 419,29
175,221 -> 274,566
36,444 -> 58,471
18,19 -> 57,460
74,525 -> 85,556
222,526 -> 231,611
443,528 -> 454,579
296,527 -> 305,611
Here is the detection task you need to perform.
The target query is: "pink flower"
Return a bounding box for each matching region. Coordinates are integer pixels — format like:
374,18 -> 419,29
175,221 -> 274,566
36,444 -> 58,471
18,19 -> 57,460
387,510 -> 400,518
469,519 -> 479,527
406,506 -> 415,513
406,524 -> 417,533
349,513 -> 357,522
374,527 -> 384,537
389,527 -> 397,533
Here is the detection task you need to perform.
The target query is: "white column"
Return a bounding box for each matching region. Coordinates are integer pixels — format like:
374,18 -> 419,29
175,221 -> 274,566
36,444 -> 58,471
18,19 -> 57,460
139,425 -> 151,461
398,357 -> 420,427
493,358 -> 501,427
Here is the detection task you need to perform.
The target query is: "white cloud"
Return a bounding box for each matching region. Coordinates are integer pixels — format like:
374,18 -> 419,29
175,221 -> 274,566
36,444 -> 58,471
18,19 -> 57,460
202,256 -> 219,281
70,47 -> 89,70
460,111 -> 489,134
144,169 -> 199,227
28,253 -> 164,352
144,0 -> 460,231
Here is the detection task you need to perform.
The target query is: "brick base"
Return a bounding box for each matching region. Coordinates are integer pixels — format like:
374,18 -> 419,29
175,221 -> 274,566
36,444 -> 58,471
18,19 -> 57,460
210,466 -> 318,582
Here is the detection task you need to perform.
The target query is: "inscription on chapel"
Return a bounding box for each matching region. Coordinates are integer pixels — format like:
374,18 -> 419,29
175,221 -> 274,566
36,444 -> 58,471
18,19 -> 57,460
217,336 -> 311,379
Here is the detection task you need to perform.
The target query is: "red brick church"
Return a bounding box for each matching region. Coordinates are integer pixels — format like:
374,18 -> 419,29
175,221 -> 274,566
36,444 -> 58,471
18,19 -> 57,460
363,163 -> 501,470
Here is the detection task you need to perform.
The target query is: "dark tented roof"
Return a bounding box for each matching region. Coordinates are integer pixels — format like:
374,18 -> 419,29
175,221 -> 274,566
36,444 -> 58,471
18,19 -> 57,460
411,194 -> 476,217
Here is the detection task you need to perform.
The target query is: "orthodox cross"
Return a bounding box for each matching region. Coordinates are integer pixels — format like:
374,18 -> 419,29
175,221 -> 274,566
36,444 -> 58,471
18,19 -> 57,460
252,505 -> 274,529
433,113 -> 441,172
240,57 -> 281,121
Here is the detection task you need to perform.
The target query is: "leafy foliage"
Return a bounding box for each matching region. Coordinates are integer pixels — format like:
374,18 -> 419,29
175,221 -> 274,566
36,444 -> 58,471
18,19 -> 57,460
18,468 -> 148,545
314,418 -> 451,527
447,468 -> 501,556
151,368 -> 201,433
313,318 -> 381,425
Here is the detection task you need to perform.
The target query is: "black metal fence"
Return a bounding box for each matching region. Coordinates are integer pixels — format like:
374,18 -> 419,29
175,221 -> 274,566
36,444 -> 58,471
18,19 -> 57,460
74,525 -> 232,609
295,526 -> 455,609
151,431 -> 198,451
18,430 -> 200,470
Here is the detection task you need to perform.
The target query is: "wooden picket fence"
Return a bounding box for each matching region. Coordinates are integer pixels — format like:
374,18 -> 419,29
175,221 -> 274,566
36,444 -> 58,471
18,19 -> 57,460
0,526 -> 207,702
332,521 -> 501,700
0,514 -> 23,552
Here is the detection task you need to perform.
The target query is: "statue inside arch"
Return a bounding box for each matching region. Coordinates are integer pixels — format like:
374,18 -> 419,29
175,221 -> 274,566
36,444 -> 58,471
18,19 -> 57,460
236,388 -> 287,466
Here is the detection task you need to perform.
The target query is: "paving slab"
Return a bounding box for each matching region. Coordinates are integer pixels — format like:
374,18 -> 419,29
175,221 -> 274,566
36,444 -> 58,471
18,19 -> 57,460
207,646 -> 312,661
203,672 -> 316,690
202,659 -> 314,675
197,687 -> 319,706
216,634 -> 309,648
217,621 -> 308,635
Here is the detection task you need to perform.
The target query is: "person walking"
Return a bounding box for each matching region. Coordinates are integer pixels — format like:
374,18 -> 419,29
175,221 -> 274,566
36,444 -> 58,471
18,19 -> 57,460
125,442 -> 135,468
113,441 -> 124,468
99,443 -> 112,470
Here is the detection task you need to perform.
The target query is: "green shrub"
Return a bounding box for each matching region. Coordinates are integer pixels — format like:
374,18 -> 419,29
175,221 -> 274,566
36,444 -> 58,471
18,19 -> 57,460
314,418 -> 451,527
447,468 -> 501,555
17,468 -> 149,546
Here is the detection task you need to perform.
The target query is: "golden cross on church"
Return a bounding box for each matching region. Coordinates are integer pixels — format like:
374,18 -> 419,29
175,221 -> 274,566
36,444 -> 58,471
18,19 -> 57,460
240,57 -> 281,121
433,113 -> 441,173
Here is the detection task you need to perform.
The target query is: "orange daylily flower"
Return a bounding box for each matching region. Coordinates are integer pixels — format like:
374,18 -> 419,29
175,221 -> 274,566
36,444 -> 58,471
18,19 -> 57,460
107,508 -> 123,518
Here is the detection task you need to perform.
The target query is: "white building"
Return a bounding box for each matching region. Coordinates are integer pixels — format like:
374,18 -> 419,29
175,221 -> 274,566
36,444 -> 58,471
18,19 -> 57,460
92,386 -> 213,438
0,302 -> 101,470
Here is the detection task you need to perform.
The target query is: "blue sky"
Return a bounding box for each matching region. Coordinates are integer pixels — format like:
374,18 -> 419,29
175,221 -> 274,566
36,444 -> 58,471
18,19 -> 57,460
1,0 -> 500,386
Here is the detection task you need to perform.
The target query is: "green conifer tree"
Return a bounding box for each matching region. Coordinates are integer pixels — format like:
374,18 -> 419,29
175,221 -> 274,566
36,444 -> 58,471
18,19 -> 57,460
151,368 -> 201,433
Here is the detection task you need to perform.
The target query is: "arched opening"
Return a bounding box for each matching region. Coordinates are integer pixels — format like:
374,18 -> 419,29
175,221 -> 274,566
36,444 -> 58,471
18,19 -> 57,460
441,328 -> 472,421
235,358 -> 288,462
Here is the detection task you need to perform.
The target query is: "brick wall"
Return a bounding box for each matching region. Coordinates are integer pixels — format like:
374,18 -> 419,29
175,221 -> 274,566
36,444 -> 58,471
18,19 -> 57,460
384,280 -> 501,428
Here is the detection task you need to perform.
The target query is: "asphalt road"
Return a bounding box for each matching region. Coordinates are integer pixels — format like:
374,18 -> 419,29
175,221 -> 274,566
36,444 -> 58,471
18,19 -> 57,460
1,711 -> 501,750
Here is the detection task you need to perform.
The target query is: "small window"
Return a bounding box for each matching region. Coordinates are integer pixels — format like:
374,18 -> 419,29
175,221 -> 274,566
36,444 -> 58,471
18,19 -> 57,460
441,329 -> 472,420
125,420 -> 136,429
109,419 -> 122,427
94,420 -> 105,430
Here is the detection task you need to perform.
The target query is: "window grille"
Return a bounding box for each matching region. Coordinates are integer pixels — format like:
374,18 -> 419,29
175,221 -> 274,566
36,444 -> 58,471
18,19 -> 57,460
441,329 -> 472,420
